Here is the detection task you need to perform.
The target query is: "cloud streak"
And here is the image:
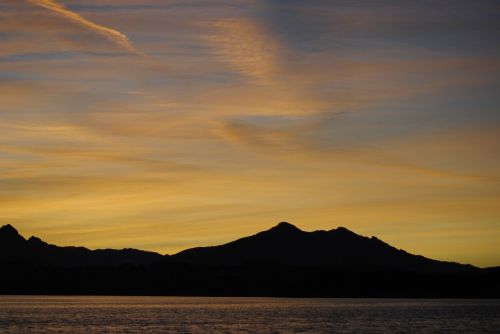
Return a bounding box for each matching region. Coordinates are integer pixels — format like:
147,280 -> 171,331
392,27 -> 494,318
208,18 -> 278,82
27,0 -> 144,56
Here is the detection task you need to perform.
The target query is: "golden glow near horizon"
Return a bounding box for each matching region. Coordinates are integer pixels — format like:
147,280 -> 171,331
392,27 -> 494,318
1,1 -> 499,267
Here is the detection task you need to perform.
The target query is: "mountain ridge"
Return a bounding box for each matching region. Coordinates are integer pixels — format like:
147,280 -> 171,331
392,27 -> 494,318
172,222 -> 475,273
1,222 -> 476,272
2,222 -> 498,297
0,224 -> 163,267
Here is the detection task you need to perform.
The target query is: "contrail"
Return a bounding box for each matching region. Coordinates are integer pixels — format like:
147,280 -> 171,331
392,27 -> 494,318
27,0 -> 144,57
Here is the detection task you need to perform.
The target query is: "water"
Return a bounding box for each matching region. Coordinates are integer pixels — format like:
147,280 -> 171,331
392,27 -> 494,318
0,296 -> 498,333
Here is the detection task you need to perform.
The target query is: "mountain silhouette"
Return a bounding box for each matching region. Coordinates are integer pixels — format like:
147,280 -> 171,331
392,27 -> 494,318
0,224 -> 163,267
173,222 -> 473,273
1,222 -> 473,272
1,222 -> 498,297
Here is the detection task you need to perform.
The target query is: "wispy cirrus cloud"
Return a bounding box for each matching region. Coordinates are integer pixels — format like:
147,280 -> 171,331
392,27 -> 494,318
27,0 -> 145,56
208,18 -> 279,83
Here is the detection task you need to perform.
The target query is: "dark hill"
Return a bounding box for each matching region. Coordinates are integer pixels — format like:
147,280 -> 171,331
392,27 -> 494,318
0,224 -> 163,267
1,222 -> 498,297
173,222 -> 474,273
1,222 -> 475,272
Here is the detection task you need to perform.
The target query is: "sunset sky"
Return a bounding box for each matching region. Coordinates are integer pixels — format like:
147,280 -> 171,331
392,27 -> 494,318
1,0 -> 499,267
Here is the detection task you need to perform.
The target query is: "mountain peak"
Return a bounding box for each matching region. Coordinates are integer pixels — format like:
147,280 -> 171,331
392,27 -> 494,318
28,236 -> 48,247
0,224 -> 21,237
0,224 -> 25,244
269,222 -> 302,233
332,226 -> 356,234
1,223 -> 17,232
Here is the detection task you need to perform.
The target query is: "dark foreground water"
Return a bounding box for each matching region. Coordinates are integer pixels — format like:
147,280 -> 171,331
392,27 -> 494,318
0,296 -> 499,333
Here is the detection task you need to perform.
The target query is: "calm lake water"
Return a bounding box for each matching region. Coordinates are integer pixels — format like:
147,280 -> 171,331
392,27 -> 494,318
0,296 -> 498,333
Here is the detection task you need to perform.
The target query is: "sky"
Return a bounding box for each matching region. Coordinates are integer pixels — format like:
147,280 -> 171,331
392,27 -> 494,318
1,0 -> 499,267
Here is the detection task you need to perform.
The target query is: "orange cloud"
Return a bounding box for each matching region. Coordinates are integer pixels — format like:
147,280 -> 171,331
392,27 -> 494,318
208,18 -> 279,82
27,0 -> 144,56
